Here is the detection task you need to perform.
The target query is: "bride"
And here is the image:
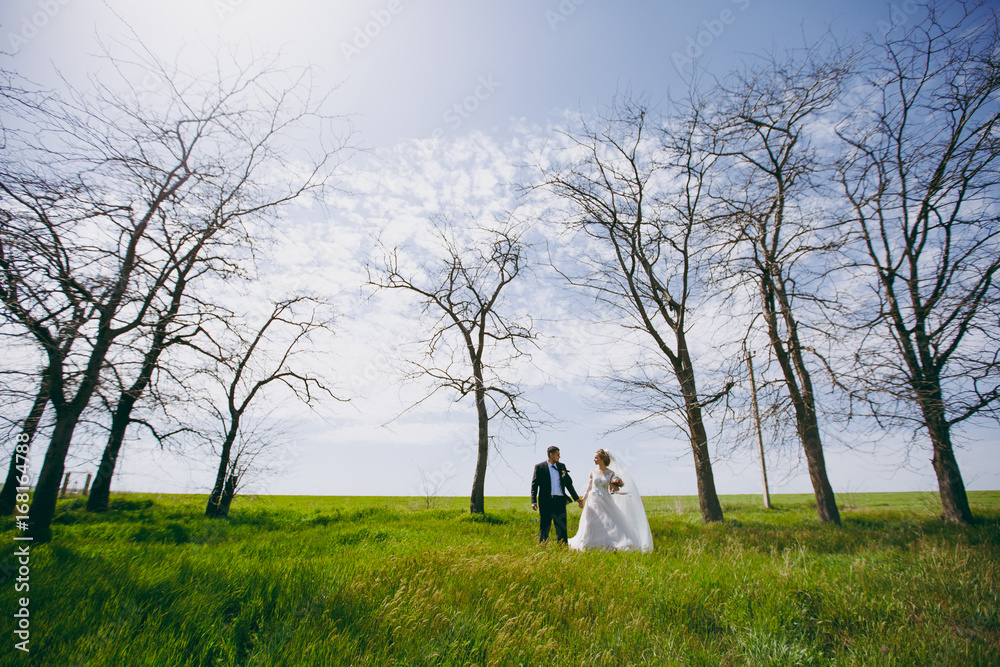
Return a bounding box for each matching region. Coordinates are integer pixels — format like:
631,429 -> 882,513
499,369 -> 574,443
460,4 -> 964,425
569,449 -> 653,552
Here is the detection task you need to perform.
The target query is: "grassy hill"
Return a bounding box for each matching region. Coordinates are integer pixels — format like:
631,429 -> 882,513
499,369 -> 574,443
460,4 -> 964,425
2,491 -> 998,665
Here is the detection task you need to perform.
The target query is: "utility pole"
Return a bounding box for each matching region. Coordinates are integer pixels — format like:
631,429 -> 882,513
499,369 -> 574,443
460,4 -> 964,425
746,349 -> 772,509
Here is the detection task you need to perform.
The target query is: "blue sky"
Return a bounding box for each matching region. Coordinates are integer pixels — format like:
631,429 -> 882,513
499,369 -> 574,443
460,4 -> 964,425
5,0 -> 913,143
3,0 -> 997,501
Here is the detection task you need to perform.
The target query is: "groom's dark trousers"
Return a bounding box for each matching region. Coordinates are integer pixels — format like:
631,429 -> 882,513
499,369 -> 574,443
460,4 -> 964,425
531,461 -> 580,543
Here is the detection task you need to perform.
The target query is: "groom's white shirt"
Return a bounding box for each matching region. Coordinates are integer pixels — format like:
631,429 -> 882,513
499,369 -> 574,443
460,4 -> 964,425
548,463 -> 563,496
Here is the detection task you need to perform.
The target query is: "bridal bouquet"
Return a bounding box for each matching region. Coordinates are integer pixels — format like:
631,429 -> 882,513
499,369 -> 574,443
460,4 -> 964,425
610,475 -> 624,494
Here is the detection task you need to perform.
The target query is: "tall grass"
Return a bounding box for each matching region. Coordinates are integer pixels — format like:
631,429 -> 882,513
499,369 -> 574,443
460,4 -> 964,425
2,492 -> 998,666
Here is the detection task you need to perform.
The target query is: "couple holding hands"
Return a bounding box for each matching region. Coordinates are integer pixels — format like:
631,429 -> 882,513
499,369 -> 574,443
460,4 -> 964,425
530,446 -> 653,552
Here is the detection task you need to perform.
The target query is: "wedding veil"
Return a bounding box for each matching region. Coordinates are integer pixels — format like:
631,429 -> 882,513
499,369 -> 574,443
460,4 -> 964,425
607,450 -> 654,552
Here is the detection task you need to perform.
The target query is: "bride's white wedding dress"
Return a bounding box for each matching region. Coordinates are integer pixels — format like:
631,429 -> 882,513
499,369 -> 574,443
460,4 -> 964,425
569,465 -> 653,552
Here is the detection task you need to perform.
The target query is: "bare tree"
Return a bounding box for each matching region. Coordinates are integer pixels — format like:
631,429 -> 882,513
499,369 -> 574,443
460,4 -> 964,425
84,261 -> 211,513
704,46 -> 852,524
83,93 -> 343,512
0,160 -> 141,541
0,173 -> 96,515
0,42 -> 346,540
195,296 -> 339,518
368,218 -> 537,515
415,466 -> 451,509
836,3 -> 1000,524
542,98 -> 729,523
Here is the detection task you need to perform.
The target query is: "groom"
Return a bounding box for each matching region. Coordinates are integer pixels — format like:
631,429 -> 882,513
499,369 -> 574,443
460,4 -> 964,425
530,446 -> 584,544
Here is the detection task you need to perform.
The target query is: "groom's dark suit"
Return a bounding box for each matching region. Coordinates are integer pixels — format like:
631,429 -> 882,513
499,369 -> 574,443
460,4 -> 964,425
531,460 -> 580,543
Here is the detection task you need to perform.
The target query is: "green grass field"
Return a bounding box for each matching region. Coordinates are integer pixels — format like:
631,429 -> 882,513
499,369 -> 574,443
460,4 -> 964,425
1,491 -> 998,666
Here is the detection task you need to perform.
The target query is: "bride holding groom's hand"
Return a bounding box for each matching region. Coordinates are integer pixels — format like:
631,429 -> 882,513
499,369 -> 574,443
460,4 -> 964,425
570,448 -> 653,552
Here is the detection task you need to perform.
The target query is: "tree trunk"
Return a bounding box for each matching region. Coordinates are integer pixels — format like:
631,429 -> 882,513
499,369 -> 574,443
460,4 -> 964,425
624,254 -> 725,523
769,351 -> 840,524
217,474 -> 240,518
687,407 -> 724,523
800,413 -> 839,524
207,429 -> 238,518
919,392 -> 973,524
26,203 -> 155,540
0,374 -> 50,514
27,405 -> 85,541
762,274 -> 840,524
675,343 -> 724,522
469,368 -> 489,514
28,357 -> 116,539
89,275 -> 186,513
86,393 -> 138,512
